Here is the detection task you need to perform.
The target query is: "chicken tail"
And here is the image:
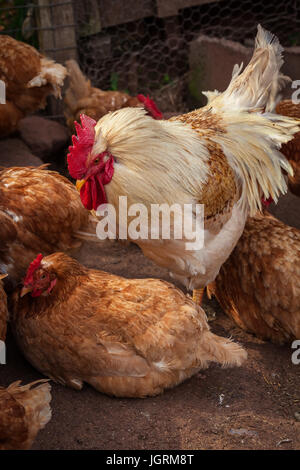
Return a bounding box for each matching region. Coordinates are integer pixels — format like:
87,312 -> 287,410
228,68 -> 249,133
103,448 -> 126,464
27,57 -> 67,98
200,330 -> 247,367
205,25 -> 300,215
220,24 -> 287,111
8,379 -> 52,433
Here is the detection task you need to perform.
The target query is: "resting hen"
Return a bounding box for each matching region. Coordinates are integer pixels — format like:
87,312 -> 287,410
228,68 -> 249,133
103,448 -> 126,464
68,25 -> 299,305
275,100 -> 300,196
0,166 -> 94,287
64,59 -> 162,130
11,252 -> 246,398
0,35 -> 67,137
0,274 -> 8,342
0,380 -> 51,450
207,211 -> 300,344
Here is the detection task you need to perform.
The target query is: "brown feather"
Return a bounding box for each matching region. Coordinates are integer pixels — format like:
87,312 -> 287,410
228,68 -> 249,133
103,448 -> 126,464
276,100 -> 300,197
208,211 -> 300,344
0,167 -> 91,286
0,380 -> 51,450
0,35 -> 66,137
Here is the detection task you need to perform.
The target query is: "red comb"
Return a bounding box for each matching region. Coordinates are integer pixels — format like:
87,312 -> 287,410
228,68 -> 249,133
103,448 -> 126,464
24,254 -> 43,285
137,94 -> 163,119
67,114 -> 97,179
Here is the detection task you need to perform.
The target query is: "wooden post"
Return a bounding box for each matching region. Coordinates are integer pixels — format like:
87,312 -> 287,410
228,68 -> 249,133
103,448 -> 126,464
36,0 -> 77,63
77,0 -> 101,37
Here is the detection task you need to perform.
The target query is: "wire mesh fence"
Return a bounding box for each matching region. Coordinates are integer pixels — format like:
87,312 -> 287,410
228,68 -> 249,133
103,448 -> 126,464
1,0 -> 300,115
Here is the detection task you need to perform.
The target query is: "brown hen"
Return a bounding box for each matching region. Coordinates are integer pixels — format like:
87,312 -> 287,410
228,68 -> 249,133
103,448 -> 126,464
11,252 -> 247,398
0,380 -> 51,450
0,166 -> 95,287
275,100 -> 300,196
0,35 -> 67,137
64,59 -> 162,130
207,211 -> 300,344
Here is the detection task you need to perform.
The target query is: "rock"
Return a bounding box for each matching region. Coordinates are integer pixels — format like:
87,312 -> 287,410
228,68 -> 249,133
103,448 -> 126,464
0,138 -> 43,167
17,116 -> 70,162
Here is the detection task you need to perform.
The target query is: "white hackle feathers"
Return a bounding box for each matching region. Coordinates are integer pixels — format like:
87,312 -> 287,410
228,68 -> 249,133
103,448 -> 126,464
94,107 -> 210,206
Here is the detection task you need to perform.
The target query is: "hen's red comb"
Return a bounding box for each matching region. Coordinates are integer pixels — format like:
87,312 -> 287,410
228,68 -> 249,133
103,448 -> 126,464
24,254 -> 43,285
137,94 -> 163,120
67,114 -> 97,179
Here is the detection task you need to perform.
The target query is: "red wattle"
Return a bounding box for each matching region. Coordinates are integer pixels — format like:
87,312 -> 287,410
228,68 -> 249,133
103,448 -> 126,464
80,178 -> 93,210
79,155 -> 114,211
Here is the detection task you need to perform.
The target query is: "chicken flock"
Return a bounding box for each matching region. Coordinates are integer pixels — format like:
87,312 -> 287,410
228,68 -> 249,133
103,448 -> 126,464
0,25 -> 300,449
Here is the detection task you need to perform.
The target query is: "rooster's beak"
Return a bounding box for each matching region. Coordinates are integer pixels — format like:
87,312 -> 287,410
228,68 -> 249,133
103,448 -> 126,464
76,180 -> 86,192
0,274 -> 7,280
20,286 -> 33,298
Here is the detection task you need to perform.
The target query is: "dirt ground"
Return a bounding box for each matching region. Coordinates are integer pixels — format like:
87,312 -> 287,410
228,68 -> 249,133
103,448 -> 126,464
1,192 -> 300,450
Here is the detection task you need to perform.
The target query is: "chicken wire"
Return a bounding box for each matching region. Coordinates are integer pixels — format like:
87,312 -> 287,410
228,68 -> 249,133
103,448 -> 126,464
0,0 -> 299,114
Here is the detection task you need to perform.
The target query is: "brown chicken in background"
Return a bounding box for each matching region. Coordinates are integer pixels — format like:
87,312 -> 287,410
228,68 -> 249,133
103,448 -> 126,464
207,211 -> 300,344
64,59 -> 162,130
11,252 -> 246,398
275,100 -> 300,196
0,35 -> 67,137
0,380 -> 52,450
0,166 -> 97,288
0,274 -> 8,342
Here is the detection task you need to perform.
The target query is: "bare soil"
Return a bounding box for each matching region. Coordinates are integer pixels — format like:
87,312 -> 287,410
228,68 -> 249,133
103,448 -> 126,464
1,192 -> 300,450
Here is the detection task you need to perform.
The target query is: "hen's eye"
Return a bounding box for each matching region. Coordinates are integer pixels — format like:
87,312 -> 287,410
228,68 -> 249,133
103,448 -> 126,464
40,273 -> 47,280
94,157 -> 100,165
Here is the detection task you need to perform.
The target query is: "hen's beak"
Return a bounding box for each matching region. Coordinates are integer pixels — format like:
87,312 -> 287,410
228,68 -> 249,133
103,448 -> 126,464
0,274 -> 7,280
20,286 -> 32,298
76,180 -> 86,192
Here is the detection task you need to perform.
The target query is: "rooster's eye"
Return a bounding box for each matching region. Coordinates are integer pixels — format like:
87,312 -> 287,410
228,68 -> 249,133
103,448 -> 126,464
40,273 -> 47,280
94,157 -> 100,165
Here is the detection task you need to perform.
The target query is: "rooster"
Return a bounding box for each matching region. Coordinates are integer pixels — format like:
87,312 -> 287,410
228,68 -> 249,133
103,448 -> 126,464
207,211 -> 300,344
11,252 -> 246,398
0,380 -> 51,450
68,25 -> 300,306
0,166 -> 97,287
0,35 -> 67,137
0,274 -> 8,342
64,59 -> 162,130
